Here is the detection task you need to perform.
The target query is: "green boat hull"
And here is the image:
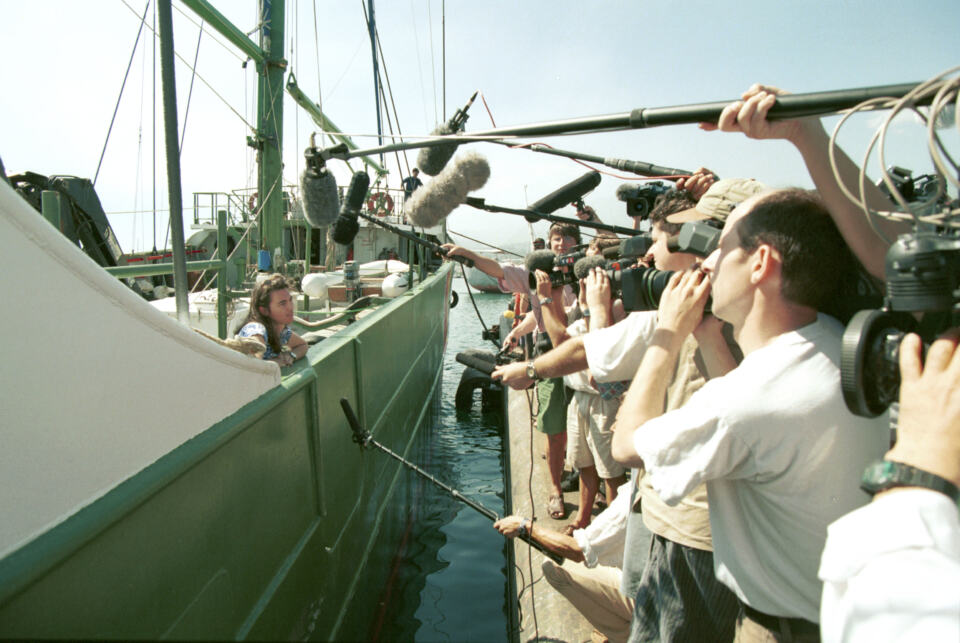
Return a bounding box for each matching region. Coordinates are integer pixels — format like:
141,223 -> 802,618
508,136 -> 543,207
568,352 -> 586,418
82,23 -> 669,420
0,264 -> 453,640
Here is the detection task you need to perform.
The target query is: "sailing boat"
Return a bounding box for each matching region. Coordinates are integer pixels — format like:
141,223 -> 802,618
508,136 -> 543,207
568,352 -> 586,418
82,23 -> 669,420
0,1 -> 452,639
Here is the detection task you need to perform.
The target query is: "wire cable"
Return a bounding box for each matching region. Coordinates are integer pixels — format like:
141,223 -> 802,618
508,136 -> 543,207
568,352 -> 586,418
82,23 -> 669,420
95,0 -> 151,186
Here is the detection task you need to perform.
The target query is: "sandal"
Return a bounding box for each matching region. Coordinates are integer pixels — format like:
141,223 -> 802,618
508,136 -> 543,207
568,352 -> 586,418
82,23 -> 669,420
547,494 -> 566,520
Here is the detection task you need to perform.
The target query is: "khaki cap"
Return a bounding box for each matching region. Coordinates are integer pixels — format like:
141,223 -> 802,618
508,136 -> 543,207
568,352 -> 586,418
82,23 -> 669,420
667,178 -> 767,224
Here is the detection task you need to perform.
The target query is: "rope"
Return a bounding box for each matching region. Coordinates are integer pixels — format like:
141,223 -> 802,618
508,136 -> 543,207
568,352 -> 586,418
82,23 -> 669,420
178,21 -> 204,156
119,0 -> 255,131
95,0 -> 151,186
447,229 -> 523,257
457,263 -> 500,351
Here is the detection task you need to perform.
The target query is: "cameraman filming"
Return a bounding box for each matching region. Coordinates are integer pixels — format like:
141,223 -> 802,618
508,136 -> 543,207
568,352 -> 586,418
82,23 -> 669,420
818,329 -> 960,642
443,223 -> 581,521
494,178 -> 753,641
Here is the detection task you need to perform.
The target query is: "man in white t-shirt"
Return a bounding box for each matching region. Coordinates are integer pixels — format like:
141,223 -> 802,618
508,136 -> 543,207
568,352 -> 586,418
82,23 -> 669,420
611,188 -> 890,642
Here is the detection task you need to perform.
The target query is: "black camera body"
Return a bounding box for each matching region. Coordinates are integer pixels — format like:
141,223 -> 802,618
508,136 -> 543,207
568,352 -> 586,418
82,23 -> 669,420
841,231 -> 960,417
616,181 -> 672,219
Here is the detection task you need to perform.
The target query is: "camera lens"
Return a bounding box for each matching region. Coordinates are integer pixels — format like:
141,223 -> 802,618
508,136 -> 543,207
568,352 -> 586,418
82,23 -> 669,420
620,267 -> 674,311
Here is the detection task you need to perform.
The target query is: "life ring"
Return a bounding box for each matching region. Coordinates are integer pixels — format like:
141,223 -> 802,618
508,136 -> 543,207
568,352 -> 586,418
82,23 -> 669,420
367,192 -> 394,216
248,192 -> 258,213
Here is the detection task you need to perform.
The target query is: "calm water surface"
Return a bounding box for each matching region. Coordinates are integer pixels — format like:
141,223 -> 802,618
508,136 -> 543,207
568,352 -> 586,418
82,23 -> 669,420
376,276 -> 514,642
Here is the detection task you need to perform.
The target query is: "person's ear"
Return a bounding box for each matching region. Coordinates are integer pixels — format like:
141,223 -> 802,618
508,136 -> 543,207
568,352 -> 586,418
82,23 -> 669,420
750,244 -> 781,286
258,305 -> 270,318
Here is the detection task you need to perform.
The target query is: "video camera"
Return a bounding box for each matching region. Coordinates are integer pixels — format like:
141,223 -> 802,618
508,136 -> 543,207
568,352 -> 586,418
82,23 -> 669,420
841,229 -> 960,417
616,181 -> 673,219
525,249 -> 585,290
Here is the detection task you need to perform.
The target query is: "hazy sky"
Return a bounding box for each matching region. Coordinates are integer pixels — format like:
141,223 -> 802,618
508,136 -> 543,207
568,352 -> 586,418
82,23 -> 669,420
2,0 -> 958,252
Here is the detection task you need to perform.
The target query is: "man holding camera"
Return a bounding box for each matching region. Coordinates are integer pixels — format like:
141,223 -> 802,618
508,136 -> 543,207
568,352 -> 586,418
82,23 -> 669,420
495,179 -> 751,642
611,188 -> 890,642
443,222 -> 580,521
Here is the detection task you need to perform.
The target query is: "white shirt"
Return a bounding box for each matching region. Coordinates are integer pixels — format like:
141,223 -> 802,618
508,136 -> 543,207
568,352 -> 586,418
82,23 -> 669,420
582,311 -> 658,383
632,315 -> 889,623
573,481 -> 633,568
819,489 -> 960,643
563,319 -> 595,393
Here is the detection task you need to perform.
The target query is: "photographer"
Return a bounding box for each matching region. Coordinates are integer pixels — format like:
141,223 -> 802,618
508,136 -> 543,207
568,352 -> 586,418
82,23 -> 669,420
818,329 -> 960,642
536,266 -> 627,532
443,222 -> 580,521
611,189 -> 890,642
495,180 -> 750,641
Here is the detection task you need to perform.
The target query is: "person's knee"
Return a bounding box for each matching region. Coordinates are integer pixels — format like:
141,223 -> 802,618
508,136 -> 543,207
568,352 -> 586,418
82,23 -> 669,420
541,559 -> 571,590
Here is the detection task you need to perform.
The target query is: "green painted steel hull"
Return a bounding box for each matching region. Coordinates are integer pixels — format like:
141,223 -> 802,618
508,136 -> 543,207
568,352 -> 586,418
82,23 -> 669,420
0,264 -> 453,640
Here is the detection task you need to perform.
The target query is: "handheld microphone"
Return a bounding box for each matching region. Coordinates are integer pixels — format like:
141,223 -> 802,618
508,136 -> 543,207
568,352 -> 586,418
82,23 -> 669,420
455,351 -> 497,375
332,171 -> 371,245
417,91 -> 479,176
300,165 -> 340,228
527,171 -> 601,221
406,152 -> 490,228
524,249 -> 557,288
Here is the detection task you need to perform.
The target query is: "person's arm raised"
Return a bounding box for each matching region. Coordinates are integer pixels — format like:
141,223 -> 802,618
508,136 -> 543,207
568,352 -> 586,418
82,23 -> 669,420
702,84 -> 906,280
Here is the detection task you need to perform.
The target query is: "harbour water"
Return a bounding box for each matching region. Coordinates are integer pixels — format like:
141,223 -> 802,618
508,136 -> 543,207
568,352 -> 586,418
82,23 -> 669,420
373,274 -> 514,642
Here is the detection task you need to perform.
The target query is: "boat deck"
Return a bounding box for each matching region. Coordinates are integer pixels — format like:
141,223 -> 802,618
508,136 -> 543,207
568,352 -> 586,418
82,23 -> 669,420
505,387 -> 596,643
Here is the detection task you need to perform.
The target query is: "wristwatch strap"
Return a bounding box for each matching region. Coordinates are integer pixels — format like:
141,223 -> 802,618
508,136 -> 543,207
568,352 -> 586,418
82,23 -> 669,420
861,460 -> 960,502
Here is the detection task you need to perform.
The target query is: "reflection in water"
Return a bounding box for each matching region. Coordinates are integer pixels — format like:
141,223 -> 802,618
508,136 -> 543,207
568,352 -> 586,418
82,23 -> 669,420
374,280 -> 512,642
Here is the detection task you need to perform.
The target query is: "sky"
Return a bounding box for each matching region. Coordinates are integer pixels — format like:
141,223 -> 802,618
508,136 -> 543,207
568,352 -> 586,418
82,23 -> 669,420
1,0 -> 958,254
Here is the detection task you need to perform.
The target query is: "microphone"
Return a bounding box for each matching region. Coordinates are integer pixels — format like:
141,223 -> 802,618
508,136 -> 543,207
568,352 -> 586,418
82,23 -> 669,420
300,165 -> 340,228
417,91 -> 479,176
528,171 -> 601,220
524,249 -> 557,288
601,246 -> 621,261
332,171 -> 371,245
573,254 -> 606,280
455,351 -> 497,375
406,152 -> 490,228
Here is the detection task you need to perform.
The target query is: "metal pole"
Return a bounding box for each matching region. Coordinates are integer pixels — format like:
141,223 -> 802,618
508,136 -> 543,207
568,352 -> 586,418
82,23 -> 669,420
339,399 -> 564,564
157,0 -> 190,324
217,209 -> 228,339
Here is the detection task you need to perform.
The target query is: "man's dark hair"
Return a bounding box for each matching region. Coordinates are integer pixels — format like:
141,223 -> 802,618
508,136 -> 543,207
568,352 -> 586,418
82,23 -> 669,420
737,188 -> 856,311
412,168 -> 419,173
648,189 -> 697,235
549,221 -> 581,245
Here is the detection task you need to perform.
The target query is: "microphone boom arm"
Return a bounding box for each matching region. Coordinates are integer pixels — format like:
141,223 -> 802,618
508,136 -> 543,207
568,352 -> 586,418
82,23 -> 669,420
325,82 -> 925,161
339,399 -> 564,564
465,198 -> 637,237
356,211 -> 475,267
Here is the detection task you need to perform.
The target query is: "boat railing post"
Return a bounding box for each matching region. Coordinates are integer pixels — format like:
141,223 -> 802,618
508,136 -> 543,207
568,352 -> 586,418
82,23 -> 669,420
217,209 -> 228,339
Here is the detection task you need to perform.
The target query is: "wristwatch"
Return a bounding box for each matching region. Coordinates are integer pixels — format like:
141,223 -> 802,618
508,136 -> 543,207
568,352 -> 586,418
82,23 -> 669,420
539,296 -> 553,306
860,460 -> 960,502
525,361 -> 539,381
518,518 -> 531,536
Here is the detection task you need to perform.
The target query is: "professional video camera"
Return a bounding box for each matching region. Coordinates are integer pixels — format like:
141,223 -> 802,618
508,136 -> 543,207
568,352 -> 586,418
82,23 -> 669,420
524,249 -> 585,289
616,181 -> 673,219
841,229 -> 960,417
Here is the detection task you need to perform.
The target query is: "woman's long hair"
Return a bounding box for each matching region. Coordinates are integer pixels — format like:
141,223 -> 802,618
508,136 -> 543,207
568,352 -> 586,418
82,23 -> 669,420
246,273 -> 293,353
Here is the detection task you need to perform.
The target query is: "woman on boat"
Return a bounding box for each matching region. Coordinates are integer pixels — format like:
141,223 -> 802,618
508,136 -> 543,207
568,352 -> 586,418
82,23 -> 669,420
237,273 -> 307,367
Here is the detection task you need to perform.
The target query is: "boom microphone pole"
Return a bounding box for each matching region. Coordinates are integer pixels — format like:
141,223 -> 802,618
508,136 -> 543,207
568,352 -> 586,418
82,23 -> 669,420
339,399 -> 564,564
464,197 -> 638,236
355,210 -> 474,267
491,141 -> 695,178
325,82 -> 926,161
